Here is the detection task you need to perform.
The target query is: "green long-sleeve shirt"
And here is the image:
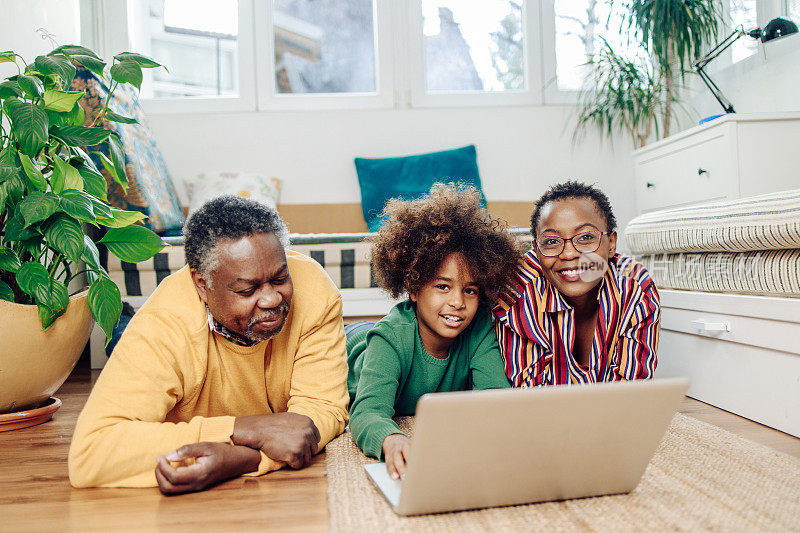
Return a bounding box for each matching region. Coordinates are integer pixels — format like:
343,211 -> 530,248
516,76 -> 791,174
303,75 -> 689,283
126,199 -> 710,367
347,300 -> 510,459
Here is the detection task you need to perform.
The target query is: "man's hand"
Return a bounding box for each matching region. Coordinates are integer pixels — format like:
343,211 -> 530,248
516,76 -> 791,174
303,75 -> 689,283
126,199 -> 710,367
232,413 -> 321,469
154,442 -> 261,495
382,434 -> 412,480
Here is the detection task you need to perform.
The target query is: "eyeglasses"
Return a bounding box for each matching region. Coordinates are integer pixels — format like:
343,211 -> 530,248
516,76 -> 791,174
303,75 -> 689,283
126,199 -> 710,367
535,230 -> 606,257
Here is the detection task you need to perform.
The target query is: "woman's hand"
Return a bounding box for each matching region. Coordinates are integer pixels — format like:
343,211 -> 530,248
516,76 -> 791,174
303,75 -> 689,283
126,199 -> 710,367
382,434 -> 412,480
154,442 -> 261,494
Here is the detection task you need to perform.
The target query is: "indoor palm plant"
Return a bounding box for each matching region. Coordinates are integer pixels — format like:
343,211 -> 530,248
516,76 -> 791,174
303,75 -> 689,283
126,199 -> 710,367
575,39 -> 667,149
0,44 -> 166,414
575,0 -> 720,146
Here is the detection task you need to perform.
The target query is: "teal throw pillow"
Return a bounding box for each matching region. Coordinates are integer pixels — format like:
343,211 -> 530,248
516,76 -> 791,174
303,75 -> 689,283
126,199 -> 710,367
354,145 -> 485,231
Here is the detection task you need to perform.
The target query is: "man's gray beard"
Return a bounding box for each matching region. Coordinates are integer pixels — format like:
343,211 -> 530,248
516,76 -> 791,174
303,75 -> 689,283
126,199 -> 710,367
244,302 -> 290,342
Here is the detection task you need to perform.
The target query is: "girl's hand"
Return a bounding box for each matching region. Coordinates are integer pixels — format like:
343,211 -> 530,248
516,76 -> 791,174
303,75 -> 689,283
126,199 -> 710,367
382,434 -> 412,480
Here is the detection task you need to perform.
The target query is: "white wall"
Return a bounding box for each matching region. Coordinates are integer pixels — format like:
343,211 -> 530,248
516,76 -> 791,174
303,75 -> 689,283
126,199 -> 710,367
0,0 -> 80,66
149,106 -> 639,231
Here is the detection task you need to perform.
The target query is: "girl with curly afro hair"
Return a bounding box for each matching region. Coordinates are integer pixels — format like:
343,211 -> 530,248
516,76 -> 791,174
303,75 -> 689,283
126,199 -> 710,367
345,184 -> 521,480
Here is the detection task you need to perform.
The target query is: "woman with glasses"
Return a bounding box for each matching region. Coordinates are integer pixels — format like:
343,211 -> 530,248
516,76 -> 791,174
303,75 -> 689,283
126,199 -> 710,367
493,181 -> 661,387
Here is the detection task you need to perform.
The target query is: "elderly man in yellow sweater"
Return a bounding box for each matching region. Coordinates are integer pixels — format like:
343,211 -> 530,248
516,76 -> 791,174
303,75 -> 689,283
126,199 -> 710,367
68,195 -> 349,493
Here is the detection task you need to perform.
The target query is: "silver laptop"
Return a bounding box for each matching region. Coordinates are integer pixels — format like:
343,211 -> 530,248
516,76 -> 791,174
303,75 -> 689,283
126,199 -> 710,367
365,377 -> 689,516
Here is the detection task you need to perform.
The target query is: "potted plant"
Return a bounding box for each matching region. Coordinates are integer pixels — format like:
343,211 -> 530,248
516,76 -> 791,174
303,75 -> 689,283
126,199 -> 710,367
574,39 -> 667,149
0,44 -> 166,420
574,0 -> 720,146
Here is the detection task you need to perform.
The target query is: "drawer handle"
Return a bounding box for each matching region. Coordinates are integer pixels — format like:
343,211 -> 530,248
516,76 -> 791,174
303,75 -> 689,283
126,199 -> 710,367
697,168 -> 708,175
690,319 -> 730,332
646,182 -> 655,189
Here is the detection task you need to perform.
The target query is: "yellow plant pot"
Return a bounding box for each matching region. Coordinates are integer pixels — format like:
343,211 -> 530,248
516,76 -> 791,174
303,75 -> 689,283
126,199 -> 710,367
0,291 -> 93,413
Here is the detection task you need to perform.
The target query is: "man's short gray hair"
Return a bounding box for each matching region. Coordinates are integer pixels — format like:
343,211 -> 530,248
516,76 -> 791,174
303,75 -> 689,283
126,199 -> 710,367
184,195 -> 290,280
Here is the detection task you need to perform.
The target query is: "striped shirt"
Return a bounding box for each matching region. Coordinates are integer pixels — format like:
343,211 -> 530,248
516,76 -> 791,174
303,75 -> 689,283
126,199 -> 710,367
493,251 -> 660,387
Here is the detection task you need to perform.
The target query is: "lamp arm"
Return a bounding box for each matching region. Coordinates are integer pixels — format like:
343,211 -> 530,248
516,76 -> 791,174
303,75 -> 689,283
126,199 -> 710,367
693,27 -> 746,70
695,65 -> 736,114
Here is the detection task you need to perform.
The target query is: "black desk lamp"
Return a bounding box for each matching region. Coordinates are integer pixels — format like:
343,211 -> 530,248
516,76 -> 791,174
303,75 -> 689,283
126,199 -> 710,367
693,17 -> 798,114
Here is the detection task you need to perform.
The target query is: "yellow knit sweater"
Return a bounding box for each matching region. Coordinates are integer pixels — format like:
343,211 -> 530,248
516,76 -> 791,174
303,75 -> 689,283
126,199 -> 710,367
68,251 -> 349,487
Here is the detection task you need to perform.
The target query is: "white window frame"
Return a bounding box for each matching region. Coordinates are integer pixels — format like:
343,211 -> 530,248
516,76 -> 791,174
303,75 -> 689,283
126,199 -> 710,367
254,0 -> 395,111
90,0 -> 256,114
407,0 -> 543,108
540,0 -> 575,105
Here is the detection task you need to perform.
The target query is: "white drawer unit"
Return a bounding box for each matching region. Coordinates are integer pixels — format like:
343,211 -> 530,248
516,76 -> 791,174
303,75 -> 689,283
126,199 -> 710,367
633,113 -> 800,213
655,289 -> 800,437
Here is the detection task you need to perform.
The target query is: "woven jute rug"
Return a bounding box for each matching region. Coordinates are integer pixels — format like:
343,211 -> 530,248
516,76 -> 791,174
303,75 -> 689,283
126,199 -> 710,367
326,414 -> 800,532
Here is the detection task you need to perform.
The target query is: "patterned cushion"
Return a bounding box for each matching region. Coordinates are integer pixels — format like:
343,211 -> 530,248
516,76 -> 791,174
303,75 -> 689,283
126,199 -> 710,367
186,172 -> 282,217
624,189 -> 800,255
72,67 -> 185,234
637,250 -> 800,298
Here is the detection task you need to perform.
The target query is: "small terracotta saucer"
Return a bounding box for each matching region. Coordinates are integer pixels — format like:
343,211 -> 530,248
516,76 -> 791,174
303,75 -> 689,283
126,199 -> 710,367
0,397 -> 62,432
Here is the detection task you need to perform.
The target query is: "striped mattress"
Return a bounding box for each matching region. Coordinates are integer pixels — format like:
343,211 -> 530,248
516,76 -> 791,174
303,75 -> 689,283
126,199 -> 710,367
638,249 -> 800,297
108,229 -> 533,299
624,189 -> 800,255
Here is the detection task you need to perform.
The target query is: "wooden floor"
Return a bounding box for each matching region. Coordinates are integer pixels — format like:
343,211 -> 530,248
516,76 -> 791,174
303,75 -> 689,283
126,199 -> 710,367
1,372 -> 798,532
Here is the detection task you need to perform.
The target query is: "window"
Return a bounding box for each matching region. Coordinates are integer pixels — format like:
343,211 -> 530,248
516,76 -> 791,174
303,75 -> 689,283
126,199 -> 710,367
96,1 -> 792,112
121,0 -> 255,112
270,0 -> 378,95
788,0 -> 800,19
409,0 -> 541,106
729,0 -> 758,62
128,0 -> 239,98
420,0 -> 525,93
550,1 -> 640,93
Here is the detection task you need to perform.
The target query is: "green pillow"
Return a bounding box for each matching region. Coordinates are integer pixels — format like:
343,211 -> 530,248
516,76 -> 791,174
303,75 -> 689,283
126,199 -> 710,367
354,145 -> 486,231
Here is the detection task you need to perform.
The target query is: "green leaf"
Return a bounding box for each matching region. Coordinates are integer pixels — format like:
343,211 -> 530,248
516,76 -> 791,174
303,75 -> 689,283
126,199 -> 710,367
0,51 -> 16,63
72,147 -> 99,172
37,280 -> 69,329
0,80 -> 23,98
51,155 -> 83,194
82,235 -> 102,284
6,99 -> 49,157
0,280 -> 13,301
43,89 -> 84,112
96,152 -> 118,182
4,171 -> 25,204
88,195 -> 113,220
68,101 -> 85,126
77,164 -> 107,201
50,125 -> 112,147
18,191 -> 60,226
18,75 -> 44,98
49,45 -> 100,60
110,60 -> 142,90
96,207 -> 147,228
38,302 -> 59,329
59,189 -> 95,222
18,234 -> 44,257
18,153 -> 46,190
108,135 -> 127,188
0,247 -> 22,273
100,225 -> 167,263
104,110 -> 138,125
5,211 -> 38,241
113,52 -> 163,69
0,146 -> 19,182
16,262 -> 51,303
34,54 -> 77,85
88,276 -> 122,340
44,213 -> 85,264
72,55 -> 106,77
